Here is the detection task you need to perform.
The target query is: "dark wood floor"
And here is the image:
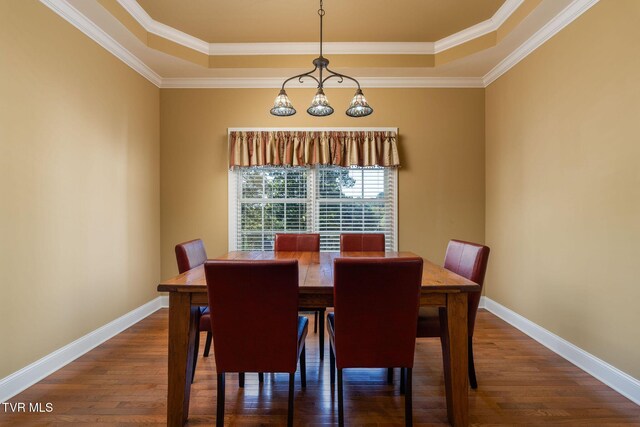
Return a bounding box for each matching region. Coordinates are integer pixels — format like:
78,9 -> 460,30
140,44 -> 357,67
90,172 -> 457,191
2,309 -> 639,426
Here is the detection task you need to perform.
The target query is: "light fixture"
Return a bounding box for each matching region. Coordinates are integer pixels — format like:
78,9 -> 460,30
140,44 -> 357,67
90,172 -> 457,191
270,0 -> 373,118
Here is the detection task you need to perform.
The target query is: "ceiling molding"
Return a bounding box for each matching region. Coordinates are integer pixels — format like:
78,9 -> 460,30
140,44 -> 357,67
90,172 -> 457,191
116,0 -> 210,54
207,42 -> 436,56
160,77 -> 485,89
40,0 -> 162,86
115,0 -> 523,56
483,0 -> 599,86
40,0 -> 600,90
434,0 -> 523,52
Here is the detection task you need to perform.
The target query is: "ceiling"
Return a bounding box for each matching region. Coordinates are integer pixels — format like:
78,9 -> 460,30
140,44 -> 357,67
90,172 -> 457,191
42,0 -> 598,87
135,0 -> 505,43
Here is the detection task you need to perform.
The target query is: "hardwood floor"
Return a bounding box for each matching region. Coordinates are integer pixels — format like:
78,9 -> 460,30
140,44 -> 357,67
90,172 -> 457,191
1,309 -> 639,426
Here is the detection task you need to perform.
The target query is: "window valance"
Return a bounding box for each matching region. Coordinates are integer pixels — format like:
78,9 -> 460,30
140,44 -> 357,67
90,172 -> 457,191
228,130 -> 399,169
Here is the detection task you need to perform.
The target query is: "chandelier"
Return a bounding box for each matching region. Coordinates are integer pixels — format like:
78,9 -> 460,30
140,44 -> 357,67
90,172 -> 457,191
270,0 -> 373,118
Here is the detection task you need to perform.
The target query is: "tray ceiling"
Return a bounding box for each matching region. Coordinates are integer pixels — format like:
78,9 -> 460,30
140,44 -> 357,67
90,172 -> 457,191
41,0 -> 599,87
135,0 -> 505,43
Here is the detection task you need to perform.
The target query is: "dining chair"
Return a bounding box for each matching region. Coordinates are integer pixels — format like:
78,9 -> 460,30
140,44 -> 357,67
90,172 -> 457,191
416,239 -> 490,389
340,233 -> 398,384
339,233 -> 385,252
175,239 -> 211,383
204,259 -> 308,427
340,233 -> 392,380
328,257 -> 423,427
176,239 -> 262,386
274,233 -> 326,359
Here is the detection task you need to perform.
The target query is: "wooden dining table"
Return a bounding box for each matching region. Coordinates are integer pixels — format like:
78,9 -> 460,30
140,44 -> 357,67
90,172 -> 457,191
157,251 -> 479,426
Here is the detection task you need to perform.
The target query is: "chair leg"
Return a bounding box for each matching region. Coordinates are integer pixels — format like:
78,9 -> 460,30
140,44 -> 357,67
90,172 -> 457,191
239,372 -> 245,388
300,346 -> 307,387
314,311 -> 318,333
287,372 -> 295,427
400,367 -> 405,395
259,372 -> 264,383
191,331 -> 200,384
319,309 -> 325,360
468,336 -> 478,389
203,331 -> 212,357
329,342 -> 336,385
216,373 -> 225,427
405,368 -> 413,427
387,368 -> 393,384
338,369 -> 344,427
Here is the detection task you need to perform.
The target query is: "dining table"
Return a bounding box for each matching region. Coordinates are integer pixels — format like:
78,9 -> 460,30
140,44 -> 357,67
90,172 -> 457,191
157,251 -> 480,426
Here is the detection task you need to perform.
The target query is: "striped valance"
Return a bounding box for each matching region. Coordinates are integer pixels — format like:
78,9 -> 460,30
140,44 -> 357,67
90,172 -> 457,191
228,130 -> 399,169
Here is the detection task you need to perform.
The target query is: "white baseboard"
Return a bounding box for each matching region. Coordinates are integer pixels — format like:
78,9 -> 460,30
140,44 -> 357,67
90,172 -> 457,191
0,296 -> 166,403
478,295 -> 488,309
159,295 -> 169,308
480,296 -> 640,406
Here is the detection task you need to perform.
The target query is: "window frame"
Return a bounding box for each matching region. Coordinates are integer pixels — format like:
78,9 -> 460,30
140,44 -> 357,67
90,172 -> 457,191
227,128 -> 399,252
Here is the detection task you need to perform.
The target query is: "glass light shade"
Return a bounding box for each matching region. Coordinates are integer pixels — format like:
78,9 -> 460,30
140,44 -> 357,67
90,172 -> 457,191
346,89 -> 373,117
307,88 -> 334,116
270,89 -> 296,116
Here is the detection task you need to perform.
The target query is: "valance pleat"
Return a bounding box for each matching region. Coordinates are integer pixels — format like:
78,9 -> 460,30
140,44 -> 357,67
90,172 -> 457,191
229,130 -> 399,169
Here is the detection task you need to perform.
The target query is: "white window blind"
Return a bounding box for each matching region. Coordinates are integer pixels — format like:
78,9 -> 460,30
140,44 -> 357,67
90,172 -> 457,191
230,166 -> 397,251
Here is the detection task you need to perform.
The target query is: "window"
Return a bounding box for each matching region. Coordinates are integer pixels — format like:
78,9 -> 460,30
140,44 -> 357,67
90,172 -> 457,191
229,166 -> 397,251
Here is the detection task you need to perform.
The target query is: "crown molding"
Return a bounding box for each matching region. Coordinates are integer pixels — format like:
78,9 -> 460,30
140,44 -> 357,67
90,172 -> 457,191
160,76 -> 485,89
116,0 -> 210,54
483,0 -> 599,86
207,42 -> 436,56
434,0 -> 524,53
40,0 -> 600,90
115,0 -> 523,56
40,0 -> 162,86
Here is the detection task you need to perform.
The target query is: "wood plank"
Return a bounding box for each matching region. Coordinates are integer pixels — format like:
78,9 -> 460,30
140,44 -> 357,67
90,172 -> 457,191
2,310 -> 639,426
157,251 -> 480,293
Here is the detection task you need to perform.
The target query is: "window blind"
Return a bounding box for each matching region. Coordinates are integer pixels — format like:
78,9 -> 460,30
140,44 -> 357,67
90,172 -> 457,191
315,167 -> 396,251
232,166 -> 397,251
235,167 -> 312,251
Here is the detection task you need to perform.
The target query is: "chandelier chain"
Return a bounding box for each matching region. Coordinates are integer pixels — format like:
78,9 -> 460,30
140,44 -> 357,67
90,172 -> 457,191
318,0 -> 324,58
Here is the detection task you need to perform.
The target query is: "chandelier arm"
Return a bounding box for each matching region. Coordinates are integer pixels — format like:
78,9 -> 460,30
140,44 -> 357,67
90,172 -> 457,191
323,68 -> 362,89
281,67 -> 320,89
272,0 -> 371,117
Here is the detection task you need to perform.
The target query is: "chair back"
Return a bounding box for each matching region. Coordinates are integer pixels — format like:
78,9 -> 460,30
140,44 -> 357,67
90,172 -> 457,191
175,239 -> 207,273
443,239 -> 490,335
340,233 -> 385,252
333,257 -> 423,369
204,260 -> 300,373
274,233 -> 320,252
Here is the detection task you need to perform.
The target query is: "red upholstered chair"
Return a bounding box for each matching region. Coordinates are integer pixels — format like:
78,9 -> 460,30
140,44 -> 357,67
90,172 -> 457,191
204,260 -> 308,427
340,233 -> 396,382
416,239 -> 490,389
175,239 -> 211,383
176,239 -> 261,386
274,233 -> 326,358
328,257 -> 423,427
340,233 -> 386,252
274,233 -> 321,252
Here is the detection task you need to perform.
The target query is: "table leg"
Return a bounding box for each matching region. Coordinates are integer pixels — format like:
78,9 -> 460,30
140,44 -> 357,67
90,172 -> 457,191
167,292 -> 198,426
440,292 -> 469,426
319,309 -> 325,360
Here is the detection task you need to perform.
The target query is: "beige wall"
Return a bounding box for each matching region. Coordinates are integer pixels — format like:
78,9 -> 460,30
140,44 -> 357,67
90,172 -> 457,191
0,1 -> 160,377
486,0 -> 640,378
160,88 -> 485,278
